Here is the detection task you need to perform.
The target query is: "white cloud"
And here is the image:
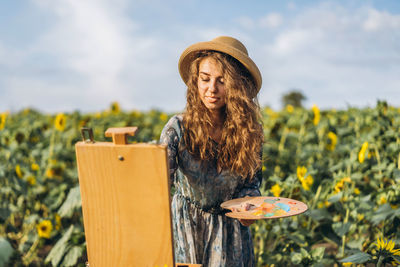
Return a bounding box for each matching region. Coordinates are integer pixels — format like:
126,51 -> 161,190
271,29 -> 314,54
1,0 -> 186,112
255,3 -> 400,109
259,13 -> 283,28
32,0 -> 134,99
363,8 -> 400,31
237,16 -> 255,30
1,1 -> 399,113
287,2 -> 296,10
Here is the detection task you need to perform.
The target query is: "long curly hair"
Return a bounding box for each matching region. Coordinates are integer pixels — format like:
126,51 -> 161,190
182,50 -> 263,179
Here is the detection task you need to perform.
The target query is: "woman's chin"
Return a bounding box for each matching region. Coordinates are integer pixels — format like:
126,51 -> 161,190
205,103 -> 225,111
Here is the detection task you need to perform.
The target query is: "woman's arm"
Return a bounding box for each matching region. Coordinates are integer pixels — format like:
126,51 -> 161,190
159,116 -> 181,185
236,150 -> 263,226
237,168 -> 262,198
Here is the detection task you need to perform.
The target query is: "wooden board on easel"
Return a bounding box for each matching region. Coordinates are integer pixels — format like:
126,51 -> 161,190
75,127 -> 175,267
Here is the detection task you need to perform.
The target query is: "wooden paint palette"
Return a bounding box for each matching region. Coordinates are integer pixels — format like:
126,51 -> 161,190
221,196 -> 308,220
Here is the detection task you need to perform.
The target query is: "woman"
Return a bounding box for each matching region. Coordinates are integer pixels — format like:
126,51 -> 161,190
160,36 -> 264,267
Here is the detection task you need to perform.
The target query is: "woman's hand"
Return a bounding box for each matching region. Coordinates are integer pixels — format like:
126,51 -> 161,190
238,219 -> 256,227
231,205 -> 256,226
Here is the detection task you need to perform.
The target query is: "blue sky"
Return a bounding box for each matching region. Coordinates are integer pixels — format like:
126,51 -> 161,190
0,0 -> 399,113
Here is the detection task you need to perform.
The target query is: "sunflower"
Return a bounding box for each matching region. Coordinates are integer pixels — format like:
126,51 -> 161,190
31,163 -> 40,171
110,102 -> 121,114
326,131 -> 338,151
37,220 -> 53,239
354,188 -> 361,195
26,175 -> 36,185
297,166 -> 313,191
270,184 -> 282,197
377,195 -> 387,205
301,175 -> 314,191
358,142 -> 368,163
286,104 -> 294,113
15,164 -> 23,178
312,104 -> 320,125
334,177 -> 351,193
0,112 -> 8,130
159,112 -> 168,122
373,237 -> 400,265
54,113 -> 66,131
297,166 -> 307,180
55,214 -> 62,230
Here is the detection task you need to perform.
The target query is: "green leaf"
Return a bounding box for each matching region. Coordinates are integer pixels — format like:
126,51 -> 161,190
310,247 -> 325,261
62,246 -> 83,267
328,192 -> 342,203
392,255 -> 400,263
45,225 -> 74,266
309,208 -> 332,221
0,208 -> 10,222
358,201 -> 373,211
350,172 -> 363,181
291,252 -> 302,264
339,252 -> 371,264
287,233 -> 305,244
58,186 -> 81,218
371,204 -> 394,225
0,237 -> 14,266
332,222 -> 351,236
347,238 -> 365,250
300,248 -> 310,258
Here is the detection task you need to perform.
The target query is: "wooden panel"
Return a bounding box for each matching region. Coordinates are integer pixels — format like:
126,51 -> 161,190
104,127 -> 138,145
76,142 -> 174,267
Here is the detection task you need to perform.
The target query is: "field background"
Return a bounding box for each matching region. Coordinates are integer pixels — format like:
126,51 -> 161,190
0,101 -> 399,266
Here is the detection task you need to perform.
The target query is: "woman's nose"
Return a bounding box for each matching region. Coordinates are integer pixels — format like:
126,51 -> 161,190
209,79 -> 218,93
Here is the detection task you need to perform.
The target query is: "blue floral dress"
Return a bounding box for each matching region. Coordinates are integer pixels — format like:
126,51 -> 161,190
159,115 -> 262,267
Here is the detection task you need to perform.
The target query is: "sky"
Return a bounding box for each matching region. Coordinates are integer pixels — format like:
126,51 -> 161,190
0,0 -> 399,113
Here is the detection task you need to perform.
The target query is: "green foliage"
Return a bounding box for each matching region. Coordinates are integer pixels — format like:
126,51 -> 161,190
281,90 -> 307,108
0,101 -> 400,266
0,237 -> 14,266
45,225 -> 74,266
339,251 -> 371,263
254,101 -> 400,265
0,106 -> 170,266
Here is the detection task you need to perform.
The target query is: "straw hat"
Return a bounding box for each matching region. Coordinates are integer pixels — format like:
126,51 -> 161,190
178,36 -> 262,92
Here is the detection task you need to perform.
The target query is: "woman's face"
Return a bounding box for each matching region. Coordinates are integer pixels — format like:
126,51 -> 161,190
197,57 -> 226,112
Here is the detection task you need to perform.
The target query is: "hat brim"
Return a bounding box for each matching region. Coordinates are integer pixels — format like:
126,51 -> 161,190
178,41 -> 262,92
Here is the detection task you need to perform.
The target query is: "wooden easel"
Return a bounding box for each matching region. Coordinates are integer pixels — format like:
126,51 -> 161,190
75,127 -> 201,267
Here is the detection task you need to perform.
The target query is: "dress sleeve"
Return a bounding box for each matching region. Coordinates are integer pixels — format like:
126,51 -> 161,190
237,149 -> 263,197
159,116 -> 181,185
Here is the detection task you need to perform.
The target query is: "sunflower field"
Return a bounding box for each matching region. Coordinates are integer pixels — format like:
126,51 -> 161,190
0,101 -> 399,266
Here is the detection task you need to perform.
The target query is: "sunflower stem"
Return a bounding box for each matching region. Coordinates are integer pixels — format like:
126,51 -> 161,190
47,128 -> 56,175
307,185 -> 321,231
258,233 -> 265,263
22,236 -> 40,265
397,152 -> 400,169
376,255 -> 383,267
340,208 -> 349,257
278,127 -> 288,152
373,143 -> 383,187
295,123 -> 305,163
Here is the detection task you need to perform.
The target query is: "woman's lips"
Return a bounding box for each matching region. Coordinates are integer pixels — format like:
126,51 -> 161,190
205,96 -> 219,103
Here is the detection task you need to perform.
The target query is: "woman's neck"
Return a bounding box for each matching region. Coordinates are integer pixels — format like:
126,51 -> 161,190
209,109 -> 225,128
208,110 -> 225,144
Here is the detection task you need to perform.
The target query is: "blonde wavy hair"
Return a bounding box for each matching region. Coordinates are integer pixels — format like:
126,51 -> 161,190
182,50 -> 263,179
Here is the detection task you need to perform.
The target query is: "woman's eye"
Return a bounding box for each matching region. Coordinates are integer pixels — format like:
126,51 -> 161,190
218,79 -> 224,84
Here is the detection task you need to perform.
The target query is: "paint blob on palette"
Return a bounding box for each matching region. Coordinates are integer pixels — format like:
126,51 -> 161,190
221,196 -> 308,220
